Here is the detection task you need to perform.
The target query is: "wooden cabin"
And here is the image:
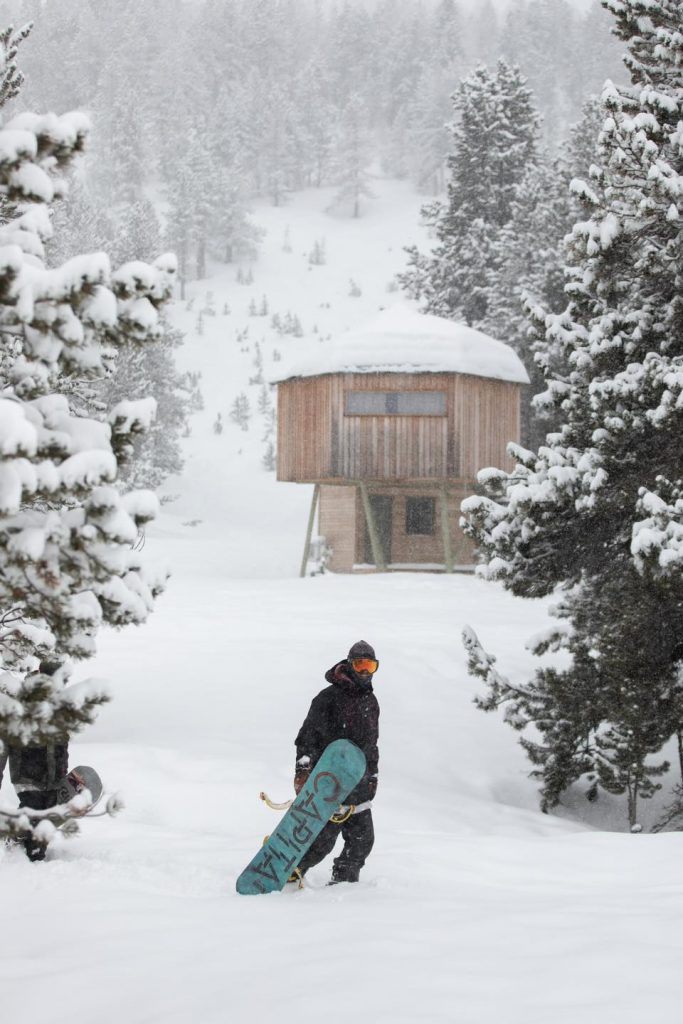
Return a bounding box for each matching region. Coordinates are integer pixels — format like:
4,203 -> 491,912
273,303 -> 529,574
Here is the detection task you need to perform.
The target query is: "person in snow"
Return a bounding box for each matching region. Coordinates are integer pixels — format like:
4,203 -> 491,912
293,640 -> 380,884
0,662 -> 69,861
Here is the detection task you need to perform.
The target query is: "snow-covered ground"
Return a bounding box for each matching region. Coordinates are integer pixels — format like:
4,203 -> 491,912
1,179 -> 681,1023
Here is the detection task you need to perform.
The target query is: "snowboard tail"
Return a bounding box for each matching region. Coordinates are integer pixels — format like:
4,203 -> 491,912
6,765 -> 104,862
55,765 -> 103,807
236,739 -> 366,895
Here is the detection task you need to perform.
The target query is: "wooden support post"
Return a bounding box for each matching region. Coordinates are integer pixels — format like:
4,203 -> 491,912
447,477 -> 476,568
440,486 -> 454,573
358,482 -> 386,571
299,484 -> 320,578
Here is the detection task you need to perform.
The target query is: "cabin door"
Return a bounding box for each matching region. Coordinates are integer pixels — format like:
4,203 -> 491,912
364,494 -> 393,565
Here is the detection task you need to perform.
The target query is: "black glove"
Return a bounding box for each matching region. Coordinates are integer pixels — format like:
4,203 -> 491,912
294,768 -> 310,794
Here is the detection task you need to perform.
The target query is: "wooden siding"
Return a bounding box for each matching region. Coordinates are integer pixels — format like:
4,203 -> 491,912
352,485 -> 476,568
277,372 -> 520,483
319,485 -> 357,572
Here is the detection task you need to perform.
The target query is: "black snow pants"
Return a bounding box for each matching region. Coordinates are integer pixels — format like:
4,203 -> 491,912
0,744 -> 68,810
298,808 -> 374,882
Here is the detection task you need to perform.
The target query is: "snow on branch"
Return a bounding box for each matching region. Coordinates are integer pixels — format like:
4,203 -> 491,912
462,626 -> 533,719
0,103 -> 174,735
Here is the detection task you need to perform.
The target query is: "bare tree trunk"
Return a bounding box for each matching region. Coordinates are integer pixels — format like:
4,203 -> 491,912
628,776 -> 638,831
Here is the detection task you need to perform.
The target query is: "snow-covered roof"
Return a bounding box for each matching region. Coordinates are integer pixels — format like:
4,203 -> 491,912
272,302 -> 530,386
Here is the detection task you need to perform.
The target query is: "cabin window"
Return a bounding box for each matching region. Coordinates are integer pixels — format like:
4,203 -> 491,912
405,497 -> 436,535
344,391 -> 446,416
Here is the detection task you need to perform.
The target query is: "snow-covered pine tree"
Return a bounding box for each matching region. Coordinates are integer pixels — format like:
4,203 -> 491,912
89,96 -> 145,214
210,167 -> 263,265
480,153 -> 575,447
373,6 -> 430,178
308,238 -> 327,266
463,0 -> 500,65
331,93 -> 374,218
0,22 -> 32,108
0,96 -> 176,837
261,85 -> 302,206
229,393 -> 251,431
257,383 -> 271,416
499,0 -> 578,148
399,59 -> 540,326
106,319 -> 201,492
476,98 -> 607,448
261,441 -> 276,472
164,121 -> 214,291
404,63 -> 457,195
461,0 -> 683,828
397,0 -> 464,191
47,191 -> 198,494
111,197 -> 162,268
46,178 -> 116,268
293,58 -> 335,189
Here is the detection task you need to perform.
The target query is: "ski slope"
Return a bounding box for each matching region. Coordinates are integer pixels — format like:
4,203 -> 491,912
1,179 -> 680,1024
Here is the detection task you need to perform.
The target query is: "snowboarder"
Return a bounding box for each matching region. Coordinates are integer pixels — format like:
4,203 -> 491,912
0,662 -> 69,860
293,640 -> 380,884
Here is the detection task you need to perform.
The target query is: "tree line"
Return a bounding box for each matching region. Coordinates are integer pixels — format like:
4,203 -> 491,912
5,0 -> 623,290
404,0 -> 683,831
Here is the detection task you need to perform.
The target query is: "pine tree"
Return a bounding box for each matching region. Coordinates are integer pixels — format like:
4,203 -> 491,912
499,0 -> 578,148
462,0 -> 683,828
47,191 -> 195,493
480,154 -> 575,446
209,167 -> 263,265
399,60 -> 541,326
261,440 -> 276,471
257,383 -> 272,415
45,179 -> 116,267
89,97 -> 145,213
404,64 -> 456,195
229,393 -> 251,431
106,321 -> 200,492
262,406 -> 276,441
164,121 -> 215,292
331,93 -> 374,218
463,0 -> 501,65
0,23 -> 32,108
308,238 -> 327,266
293,58 -> 336,188
374,6 -> 431,177
0,91 -> 175,851
111,198 -> 162,267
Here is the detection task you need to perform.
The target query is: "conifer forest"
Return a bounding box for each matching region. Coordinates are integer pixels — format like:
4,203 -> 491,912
0,2 -> 681,1021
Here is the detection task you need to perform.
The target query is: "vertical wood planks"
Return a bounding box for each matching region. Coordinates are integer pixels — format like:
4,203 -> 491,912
276,371 -> 521,482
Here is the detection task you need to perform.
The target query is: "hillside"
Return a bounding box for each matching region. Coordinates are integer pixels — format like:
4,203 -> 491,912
0,177 -> 680,1024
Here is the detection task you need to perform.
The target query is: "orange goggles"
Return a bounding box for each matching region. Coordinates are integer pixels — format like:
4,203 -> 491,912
351,658 -> 379,674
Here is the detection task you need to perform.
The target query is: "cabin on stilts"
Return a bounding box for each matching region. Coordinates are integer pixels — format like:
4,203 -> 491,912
272,303 -> 529,575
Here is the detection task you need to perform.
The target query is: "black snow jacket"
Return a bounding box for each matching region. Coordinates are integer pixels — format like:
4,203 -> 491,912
295,660 -> 380,805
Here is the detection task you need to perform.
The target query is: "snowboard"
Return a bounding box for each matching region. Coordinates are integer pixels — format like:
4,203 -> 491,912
54,765 -> 103,809
12,765 -> 104,862
236,739 -> 367,895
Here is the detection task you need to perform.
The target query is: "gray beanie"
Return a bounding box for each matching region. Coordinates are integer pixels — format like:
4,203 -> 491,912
348,640 -> 376,660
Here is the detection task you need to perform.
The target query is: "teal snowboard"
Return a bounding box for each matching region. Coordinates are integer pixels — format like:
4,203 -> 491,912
236,739 -> 367,895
